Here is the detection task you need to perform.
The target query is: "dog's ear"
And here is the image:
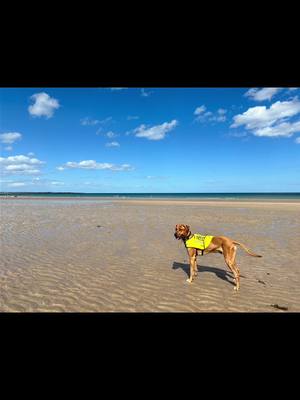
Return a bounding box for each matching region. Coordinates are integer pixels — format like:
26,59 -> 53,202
186,225 -> 190,232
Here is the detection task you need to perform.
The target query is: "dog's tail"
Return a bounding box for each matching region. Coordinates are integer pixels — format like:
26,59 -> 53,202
233,241 -> 262,257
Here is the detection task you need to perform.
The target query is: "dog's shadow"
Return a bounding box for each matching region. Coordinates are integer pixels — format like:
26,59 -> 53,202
172,262 -> 236,286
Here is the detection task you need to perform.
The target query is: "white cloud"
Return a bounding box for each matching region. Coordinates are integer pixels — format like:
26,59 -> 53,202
134,119 -> 178,141
80,117 -> 100,126
105,131 -> 118,138
0,132 -> 22,144
194,106 -> 227,122
141,88 -> 153,97
1,178 -> 65,189
194,105 -> 206,115
81,116 -> 113,126
7,182 -> 26,187
231,98 -> 300,129
5,146 -> 13,151
216,109 -> 227,122
244,88 -> 282,101
27,152 -> 35,156
5,164 -> 40,173
51,181 -> 65,186
231,98 -> 300,138
99,117 -> 113,124
0,155 -> 45,175
1,155 -> 44,165
97,130 -> 119,138
295,137 -> 300,144
253,121 -> 300,137
57,160 -> 133,171
105,141 -> 120,147
28,92 -> 60,118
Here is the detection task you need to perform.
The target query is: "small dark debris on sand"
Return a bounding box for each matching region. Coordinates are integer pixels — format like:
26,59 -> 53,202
96,225 -> 103,228
258,279 -> 266,285
270,304 -> 289,311
267,273 -> 270,275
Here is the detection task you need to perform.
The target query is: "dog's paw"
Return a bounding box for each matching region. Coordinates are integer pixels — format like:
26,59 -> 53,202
186,278 -> 193,283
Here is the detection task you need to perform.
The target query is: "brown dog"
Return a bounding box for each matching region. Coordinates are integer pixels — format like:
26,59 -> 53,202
174,224 -> 262,291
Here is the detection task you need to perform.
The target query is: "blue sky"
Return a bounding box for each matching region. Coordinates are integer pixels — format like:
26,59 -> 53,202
1,87 -> 300,192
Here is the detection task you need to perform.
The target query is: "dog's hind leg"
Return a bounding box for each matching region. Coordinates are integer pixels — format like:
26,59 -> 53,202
231,245 -> 240,290
223,244 -> 240,291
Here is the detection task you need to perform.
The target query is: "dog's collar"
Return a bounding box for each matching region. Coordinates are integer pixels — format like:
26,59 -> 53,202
184,232 -> 193,245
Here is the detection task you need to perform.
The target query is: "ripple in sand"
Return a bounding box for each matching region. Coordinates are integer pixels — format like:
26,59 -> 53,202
1,200 -> 300,312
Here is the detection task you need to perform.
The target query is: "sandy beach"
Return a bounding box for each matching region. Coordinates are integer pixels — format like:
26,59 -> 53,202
1,198 -> 300,312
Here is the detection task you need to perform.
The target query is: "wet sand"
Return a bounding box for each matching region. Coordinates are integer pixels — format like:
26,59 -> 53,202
1,198 -> 300,312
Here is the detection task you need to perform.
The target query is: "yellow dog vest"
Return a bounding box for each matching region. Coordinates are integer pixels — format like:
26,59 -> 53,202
185,234 -> 214,250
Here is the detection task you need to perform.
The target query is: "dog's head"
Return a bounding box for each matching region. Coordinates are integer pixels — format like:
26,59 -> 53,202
174,224 -> 191,240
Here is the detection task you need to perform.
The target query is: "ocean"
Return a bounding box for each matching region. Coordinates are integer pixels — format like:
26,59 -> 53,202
1,192 -> 300,201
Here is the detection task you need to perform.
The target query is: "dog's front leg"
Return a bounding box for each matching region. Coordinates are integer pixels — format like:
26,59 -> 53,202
186,250 -> 197,283
186,257 -> 193,283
